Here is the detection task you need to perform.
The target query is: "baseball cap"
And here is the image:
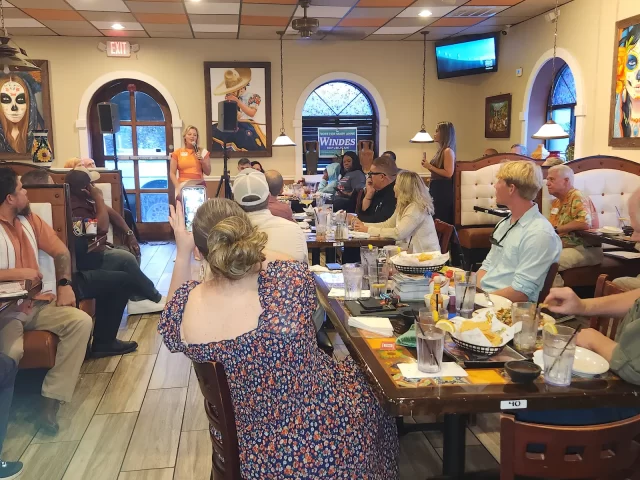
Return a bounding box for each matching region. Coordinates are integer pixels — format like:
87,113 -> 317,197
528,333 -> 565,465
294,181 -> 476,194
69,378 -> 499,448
65,166 -> 100,190
232,170 -> 269,207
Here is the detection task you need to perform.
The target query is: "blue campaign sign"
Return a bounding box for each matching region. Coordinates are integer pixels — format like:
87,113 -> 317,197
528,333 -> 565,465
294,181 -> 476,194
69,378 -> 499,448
317,127 -> 357,157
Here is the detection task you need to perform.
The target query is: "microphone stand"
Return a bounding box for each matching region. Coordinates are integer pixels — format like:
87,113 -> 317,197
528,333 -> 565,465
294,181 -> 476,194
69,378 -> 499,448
215,141 -> 232,199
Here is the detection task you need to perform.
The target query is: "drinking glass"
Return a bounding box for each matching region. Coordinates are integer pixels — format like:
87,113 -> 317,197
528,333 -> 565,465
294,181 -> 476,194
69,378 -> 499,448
415,323 -> 444,373
418,307 -> 434,325
512,302 -> 537,353
455,271 -> 476,318
342,263 -> 364,300
543,325 -> 577,387
367,263 -> 389,298
315,209 -> 329,238
360,246 -> 379,289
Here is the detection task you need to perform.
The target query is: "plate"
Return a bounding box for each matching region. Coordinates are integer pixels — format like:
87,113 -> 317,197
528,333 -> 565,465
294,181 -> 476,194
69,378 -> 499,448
473,307 -> 555,331
533,350 -> 544,369
598,227 -> 623,235
572,346 -> 609,377
474,293 -> 512,309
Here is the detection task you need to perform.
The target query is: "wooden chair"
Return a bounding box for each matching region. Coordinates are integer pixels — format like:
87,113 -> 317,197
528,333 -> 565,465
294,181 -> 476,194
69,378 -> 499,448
434,219 -> 454,254
538,262 -> 559,304
500,413 -> 640,480
590,274 -> 626,340
192,361 -> 242,480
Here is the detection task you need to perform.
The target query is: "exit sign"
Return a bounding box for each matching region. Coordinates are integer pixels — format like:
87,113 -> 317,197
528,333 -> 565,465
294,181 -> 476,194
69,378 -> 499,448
107,41 -> 130,57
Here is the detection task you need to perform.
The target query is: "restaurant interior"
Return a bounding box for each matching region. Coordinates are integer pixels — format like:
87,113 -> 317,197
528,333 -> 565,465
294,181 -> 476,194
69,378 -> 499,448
1,0 -> 640,479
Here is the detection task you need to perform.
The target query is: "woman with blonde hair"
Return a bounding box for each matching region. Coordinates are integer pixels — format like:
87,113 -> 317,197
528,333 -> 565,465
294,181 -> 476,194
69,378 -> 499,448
159,197 -> 399,479
421,121 -> 456,224
170,125 -> 210,193
354,170 -> 440,253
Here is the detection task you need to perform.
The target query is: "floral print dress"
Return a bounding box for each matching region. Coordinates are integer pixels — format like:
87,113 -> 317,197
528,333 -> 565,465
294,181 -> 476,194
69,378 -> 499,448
159,260 -> 399,479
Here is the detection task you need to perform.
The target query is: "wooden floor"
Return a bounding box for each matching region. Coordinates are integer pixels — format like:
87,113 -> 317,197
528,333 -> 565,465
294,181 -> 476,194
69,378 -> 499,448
1,242 -> 501,480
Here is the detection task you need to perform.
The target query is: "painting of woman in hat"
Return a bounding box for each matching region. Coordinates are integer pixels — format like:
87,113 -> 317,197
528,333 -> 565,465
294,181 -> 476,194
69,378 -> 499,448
208,66 -> 270,154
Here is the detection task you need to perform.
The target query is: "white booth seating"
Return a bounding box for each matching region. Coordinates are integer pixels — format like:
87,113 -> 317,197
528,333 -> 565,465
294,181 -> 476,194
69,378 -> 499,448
30,202 -> 57,294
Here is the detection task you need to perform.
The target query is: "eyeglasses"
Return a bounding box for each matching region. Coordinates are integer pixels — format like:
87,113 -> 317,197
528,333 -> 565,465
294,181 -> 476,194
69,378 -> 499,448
366,172 -> 385,178
489,215 -> 519,247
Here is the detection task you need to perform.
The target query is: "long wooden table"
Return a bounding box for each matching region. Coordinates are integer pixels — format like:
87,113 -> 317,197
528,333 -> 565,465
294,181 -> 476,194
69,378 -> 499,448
315,275 -> 640,478
305,233 -> 396,249
576,229 -> 638,251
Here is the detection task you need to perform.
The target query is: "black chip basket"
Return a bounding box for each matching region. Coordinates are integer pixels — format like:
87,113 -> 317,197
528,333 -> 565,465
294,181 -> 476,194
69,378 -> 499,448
451,335 -> 505,356
393,263 -> 447,275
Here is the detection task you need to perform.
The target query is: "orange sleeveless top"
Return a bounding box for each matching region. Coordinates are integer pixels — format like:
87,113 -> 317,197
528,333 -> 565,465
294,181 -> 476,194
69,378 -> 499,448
172,148 -> 203,181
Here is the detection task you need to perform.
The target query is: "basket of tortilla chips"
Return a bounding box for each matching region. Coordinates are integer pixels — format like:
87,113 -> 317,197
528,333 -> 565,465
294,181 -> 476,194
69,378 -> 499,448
391,251 -> 449,274
449,310 -> 515,356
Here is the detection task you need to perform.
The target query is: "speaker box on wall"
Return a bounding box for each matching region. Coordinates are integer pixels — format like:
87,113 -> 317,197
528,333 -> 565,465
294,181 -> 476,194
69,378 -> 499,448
218,100 -> 238,132
97,102 -> 120,134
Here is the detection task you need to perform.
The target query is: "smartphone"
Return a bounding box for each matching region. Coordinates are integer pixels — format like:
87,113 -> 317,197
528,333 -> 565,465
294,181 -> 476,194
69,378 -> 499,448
326,263 -> 342,271
181,185 -> 207,232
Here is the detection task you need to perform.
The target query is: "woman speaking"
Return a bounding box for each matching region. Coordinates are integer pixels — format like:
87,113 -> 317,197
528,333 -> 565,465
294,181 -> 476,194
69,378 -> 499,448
170,125 -> 211,194
422,121 -> 456,225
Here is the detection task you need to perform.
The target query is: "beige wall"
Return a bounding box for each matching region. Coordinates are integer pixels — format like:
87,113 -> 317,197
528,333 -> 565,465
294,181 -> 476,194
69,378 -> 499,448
12,0 -> 640,177
475,0 -> 640,162
13,35 -> 485,176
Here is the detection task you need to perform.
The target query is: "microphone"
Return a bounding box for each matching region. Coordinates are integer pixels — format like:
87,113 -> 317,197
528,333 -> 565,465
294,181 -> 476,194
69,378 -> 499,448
192,141 -> 199,154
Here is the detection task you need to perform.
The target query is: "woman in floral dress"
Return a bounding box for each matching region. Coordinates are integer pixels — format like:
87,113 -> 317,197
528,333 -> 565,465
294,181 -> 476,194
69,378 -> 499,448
159,198 -> 398,479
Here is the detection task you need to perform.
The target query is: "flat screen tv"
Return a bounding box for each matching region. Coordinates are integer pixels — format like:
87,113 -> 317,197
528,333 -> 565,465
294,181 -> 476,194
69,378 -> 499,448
435,33 -> 499,79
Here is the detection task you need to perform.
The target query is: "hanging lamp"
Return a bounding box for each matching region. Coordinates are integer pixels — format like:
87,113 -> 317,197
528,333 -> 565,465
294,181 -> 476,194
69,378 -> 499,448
273,32 -> 295,147
410,31 -> 433,143
0,0 -> 39,73
532,0 -> 568,140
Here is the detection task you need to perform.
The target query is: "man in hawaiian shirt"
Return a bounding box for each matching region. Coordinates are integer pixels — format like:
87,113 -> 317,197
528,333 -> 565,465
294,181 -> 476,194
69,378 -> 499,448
546,164 -> 601,277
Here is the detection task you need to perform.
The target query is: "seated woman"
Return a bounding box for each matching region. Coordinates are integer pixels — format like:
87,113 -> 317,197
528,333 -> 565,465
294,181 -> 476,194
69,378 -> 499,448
317,162 -> 341,195
333,151 -> 366,212
158,198 -> 399,479
250,160 -> 265,173
353,170 -> 440,253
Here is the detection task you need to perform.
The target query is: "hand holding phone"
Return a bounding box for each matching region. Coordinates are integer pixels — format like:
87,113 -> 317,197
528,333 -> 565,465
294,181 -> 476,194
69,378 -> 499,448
181,185 -> 207,232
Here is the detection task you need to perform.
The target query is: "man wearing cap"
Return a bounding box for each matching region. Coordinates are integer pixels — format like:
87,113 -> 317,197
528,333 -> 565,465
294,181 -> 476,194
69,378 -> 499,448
65,167 -> 166,315
233,169 -> 307,263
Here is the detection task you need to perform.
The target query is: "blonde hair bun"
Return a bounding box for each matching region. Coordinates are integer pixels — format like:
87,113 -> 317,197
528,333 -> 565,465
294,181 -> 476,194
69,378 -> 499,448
205,216 -> 267,280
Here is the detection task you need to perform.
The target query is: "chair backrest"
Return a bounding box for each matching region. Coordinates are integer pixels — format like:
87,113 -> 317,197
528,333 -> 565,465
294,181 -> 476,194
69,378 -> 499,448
590,274 -> 627,339
500,413 -> 640,480
434,219 -> 454,254
192,361 -> 242,480
538,262 -> 559,304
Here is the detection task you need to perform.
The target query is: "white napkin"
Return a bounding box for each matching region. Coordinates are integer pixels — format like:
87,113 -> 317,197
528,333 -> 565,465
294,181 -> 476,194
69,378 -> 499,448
348,316 -> 393,336
309,265 -> 329,272
329,289 -> 371,298
397,362 -> 468,379
349,231 -> 370,239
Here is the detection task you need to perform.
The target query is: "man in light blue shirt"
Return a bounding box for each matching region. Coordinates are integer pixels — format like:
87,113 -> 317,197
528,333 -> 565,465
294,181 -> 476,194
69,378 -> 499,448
478,161 -> 561,303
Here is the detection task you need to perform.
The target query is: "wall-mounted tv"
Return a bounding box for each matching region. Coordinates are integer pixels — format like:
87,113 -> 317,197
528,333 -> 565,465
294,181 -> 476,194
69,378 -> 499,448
435,32 -> 499,79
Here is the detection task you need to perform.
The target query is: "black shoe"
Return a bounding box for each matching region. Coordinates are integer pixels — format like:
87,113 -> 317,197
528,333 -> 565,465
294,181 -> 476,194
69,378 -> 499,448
0,459 -> 23,479
91,339 -> 138,358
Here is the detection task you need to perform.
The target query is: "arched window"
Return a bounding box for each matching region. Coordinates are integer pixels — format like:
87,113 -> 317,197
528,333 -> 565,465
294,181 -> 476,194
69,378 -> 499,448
88,80 -> 173,238
546,64 -> 576,153
302,81 -> 376,173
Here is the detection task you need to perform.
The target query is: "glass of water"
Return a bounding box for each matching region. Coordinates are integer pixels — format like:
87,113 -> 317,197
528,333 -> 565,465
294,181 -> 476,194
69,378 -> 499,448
455,271 -> 476,318
342,263 -> 363,300
367,263 -> 389,298
543,325 -> 577,386
415,323 -> 444,373
360,246 -> 379,289
512,302 -> 537,353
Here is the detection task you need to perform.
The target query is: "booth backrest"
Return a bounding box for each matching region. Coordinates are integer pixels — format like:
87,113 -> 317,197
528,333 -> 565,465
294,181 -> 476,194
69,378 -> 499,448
23,184 -> 73,293
455,153 -> 541,227
541,156 -> 640,228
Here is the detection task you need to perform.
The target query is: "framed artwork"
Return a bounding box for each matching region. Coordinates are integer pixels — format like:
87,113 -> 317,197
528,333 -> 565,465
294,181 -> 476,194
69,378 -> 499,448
485,93 -> 511,138
609,14 -> 640,147
204,62 -> 272,158
0,60 -> 54,160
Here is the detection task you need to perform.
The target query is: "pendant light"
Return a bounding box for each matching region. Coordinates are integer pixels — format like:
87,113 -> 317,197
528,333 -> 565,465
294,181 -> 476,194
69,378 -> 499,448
273,32 -> 295,147
0,0 -> 39,73
411,31 -> 434,143
532,0 -> 568,140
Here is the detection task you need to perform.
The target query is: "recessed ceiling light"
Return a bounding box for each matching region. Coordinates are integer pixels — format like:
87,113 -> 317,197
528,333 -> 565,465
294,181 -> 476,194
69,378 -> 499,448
112,23 -> 125,30
419,10 -> 432,17
190,0 -> 202,2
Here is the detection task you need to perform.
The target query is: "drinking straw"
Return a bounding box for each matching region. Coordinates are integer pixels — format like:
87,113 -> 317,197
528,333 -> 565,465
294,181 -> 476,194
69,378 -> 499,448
615,206 -> 625,227
549,325 -> 582,373
461,271 -> 471,309
412,310 -> 426,337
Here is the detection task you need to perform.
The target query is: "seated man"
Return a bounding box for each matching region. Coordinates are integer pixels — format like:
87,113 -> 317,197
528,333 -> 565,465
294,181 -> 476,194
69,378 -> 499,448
483,148 -> 499,157
232,170 -> 307,263
20,168 -> 54,186
0,168 -> 93,433
546,165 -> 601,279
0,351 -> 22,478
612,188 -> 640,291
381,151 -> 397,162
264,170 -> 294,221
477,161 -> 561,302
65,168 -> 165,315
237,158 -> 252,172
357,156 -> 398,224
510,144 -> 527,156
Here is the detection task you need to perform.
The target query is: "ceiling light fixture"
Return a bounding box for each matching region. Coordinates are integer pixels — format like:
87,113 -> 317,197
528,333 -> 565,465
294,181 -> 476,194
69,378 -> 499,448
419,10 -> 432,17
112,23 -> 125,30
0,0 -> 39,74
273,32 -> 295,147
411,31 -> 434,144
532,0 -> 569,140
